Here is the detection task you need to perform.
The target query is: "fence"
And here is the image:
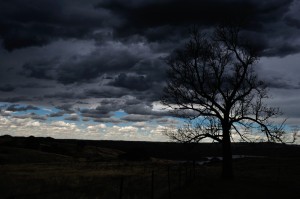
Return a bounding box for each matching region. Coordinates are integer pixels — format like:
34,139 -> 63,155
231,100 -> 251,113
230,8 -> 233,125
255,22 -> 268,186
116,161 -> 202,199
2,161 -> 205,199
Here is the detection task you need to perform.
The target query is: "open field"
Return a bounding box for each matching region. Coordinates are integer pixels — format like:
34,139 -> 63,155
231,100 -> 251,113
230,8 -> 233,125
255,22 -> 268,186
0,135 -> 300,198
163,157 -> 300,199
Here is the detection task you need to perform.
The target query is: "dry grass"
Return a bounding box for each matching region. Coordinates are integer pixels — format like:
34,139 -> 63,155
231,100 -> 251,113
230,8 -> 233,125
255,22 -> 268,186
1,157 -> 299,199
162,157 -> 300,199
0,161 -> 173,198
1,138 -> 300,199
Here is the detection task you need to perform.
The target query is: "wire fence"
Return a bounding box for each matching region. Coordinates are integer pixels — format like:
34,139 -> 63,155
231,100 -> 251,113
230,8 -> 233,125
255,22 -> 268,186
1,161 -> 205,199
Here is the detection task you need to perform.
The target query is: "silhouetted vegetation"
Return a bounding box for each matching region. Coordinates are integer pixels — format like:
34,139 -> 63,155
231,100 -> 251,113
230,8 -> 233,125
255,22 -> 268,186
0,135 -> 300,198
163,25 -> 287,179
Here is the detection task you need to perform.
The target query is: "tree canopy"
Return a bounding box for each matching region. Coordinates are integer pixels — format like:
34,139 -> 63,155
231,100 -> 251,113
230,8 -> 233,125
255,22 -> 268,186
162,25 -> 286,179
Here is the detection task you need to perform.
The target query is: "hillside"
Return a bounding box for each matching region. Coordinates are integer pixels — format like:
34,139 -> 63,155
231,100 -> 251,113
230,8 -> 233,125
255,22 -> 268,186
1,135 -> 300,198
1,135 -> 300,164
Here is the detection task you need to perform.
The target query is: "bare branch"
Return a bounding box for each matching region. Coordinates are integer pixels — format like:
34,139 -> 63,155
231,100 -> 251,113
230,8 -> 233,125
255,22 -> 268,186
163,24 -> 286,151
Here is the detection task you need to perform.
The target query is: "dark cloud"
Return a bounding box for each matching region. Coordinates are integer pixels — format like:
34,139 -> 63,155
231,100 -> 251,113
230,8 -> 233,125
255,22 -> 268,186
84,87 -> 128,98
122,103 -> 169,117
76,101 -> 90,105
93,117 -> 122,124
109,73 -> 151,91
97,0 -> 292,32
122,114 -> 159,122
155,118 -> 179,125
80,106 -> 113,119
0,96 -> 31,103
0,21 -> 51,51
75,96 -> 171,122
107,58 -> 168,93
17,41 -> 158,85
285,16 -> 300,29
13,113 -> 47,121
265,78 -> 300,90
0,0 -> 300,128
55,104 -> 75,114
0,0 -> 109,51
98,0 -> 256,28
21,59 -> 58,80
64,115 -> 80,121
1,0 -> 298,56
43,85 -> 137,102
45,92 -> 86,100
48,111 -> 65,117
6,104 -> 39,112
30,113 -> 48,121
19,82 -> 54,89
96,0 -> 300,57
82,117 -> 90,122
56,42 -> 155,84
91,98 -> 125,117
0,84 -> 15,92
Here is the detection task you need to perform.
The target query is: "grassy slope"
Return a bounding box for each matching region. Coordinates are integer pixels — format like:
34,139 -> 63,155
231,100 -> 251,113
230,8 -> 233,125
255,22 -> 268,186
0,135 -> 300,198
163,157 -> 300,199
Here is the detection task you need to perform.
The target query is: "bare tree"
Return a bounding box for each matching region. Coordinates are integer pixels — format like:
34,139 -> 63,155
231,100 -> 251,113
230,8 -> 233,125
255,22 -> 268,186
162,25 -> 285,179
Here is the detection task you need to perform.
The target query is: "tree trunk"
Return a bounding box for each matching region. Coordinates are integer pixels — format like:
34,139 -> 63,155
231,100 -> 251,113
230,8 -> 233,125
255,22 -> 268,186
221,126 -> 233,179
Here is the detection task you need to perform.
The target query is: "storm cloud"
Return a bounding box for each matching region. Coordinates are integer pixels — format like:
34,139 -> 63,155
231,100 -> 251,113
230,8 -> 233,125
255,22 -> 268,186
1,0 -> 300,138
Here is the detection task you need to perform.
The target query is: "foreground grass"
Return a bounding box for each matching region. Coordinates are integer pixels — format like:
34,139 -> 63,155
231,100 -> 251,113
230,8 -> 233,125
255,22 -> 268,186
0,160 -> 178,198
163,157 -> 300,199
0,157 -> 299,198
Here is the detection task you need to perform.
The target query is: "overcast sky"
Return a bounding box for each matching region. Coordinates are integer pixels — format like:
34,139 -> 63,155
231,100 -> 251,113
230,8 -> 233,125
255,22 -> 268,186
1,0 -> 300,141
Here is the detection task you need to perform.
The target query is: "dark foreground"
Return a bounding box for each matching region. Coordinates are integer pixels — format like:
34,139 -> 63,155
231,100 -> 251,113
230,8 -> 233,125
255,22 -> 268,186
0,135 -> 300,198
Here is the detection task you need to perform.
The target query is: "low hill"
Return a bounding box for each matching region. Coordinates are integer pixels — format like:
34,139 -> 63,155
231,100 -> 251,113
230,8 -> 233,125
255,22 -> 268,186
0,135 -> 300,164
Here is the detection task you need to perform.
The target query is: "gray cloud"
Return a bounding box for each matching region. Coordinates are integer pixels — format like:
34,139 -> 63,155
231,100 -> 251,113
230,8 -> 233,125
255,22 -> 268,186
58,47 -> 139,84
93,117 -> 122,124
0,109 -> 11,116
80,106 -> 113,119
55,104 -> 75,113
0,96 -> 31,103
19,82 -> 54,89
122,103 -> 169,117
64,115 -> 80,121
21,59 -> 58,80
13,113 -> 47,121
265,78 -> 300,90
96,0 -> 300,57
155,118 -> 179,125
122,114 -> 159,122
2,0 -> 297,56
74,96 -> 171,122
82,117 -> 90,122
0,0 -> 109,51
48,111 -> 65,117
45,92 -> 85,100
109,73 -> 151,91
84,87 -> 128,98
0,0 -> 300,128
16,40 -> 165,87
6,104 -> 39,112
0,84 -> 15,92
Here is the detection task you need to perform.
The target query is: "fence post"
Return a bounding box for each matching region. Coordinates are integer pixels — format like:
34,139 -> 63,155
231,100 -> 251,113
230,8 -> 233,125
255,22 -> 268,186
185,165 -> 188,183
151,169 -> 154,199
189,165 -> 192,180
277,158 -> 281,181
119,176 -> 124,199
168,165 -> 171,199
178,166 -> 182,188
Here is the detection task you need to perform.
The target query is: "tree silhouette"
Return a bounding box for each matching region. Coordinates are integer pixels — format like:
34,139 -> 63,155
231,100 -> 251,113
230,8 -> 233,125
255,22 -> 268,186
162,25 -> 285,179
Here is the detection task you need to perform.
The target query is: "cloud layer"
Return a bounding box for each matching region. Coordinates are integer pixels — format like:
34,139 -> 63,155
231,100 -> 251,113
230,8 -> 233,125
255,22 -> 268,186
1,0 -> 300,140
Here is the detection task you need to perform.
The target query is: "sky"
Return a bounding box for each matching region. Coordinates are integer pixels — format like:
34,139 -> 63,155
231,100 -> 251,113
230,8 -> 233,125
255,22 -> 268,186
0,0 -> 300,142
